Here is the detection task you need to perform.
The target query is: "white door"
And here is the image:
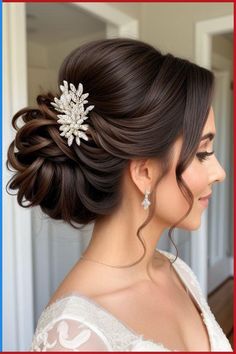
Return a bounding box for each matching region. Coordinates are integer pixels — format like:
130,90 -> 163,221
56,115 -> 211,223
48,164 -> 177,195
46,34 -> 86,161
207,70 -> 234,293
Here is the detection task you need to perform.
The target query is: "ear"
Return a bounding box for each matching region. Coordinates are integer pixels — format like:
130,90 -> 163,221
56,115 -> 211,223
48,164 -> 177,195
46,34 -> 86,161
129,158 -> 159,195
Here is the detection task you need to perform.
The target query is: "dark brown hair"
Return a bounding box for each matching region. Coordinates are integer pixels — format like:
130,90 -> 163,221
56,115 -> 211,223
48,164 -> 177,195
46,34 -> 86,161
6,38 -> 214,266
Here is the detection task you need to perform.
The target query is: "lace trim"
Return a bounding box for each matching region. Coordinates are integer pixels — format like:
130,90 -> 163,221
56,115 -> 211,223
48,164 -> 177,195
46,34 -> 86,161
30,249 -> 233,352
160,250 -> 232,352
31,294 -> 175,351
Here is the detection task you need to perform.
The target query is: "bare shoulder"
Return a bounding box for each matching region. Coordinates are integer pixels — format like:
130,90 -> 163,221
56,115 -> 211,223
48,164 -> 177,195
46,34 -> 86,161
46,259 -> 127,308
46,249 -> 174,309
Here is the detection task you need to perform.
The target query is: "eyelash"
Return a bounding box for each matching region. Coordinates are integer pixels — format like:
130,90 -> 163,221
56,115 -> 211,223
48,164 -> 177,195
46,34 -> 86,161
196,150 -> 215,162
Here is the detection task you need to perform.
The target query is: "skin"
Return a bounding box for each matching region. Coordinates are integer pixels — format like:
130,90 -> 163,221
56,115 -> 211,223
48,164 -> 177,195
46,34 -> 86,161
47,106 -> 225,350
48,105 -> 226,306
80,106 -> 226,286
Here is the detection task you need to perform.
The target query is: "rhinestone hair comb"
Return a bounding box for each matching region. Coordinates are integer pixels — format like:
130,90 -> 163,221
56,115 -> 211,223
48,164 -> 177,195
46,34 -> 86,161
51,80 -> 94,147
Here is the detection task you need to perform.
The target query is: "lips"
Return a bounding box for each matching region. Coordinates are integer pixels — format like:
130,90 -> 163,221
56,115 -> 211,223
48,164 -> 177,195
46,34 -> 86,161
199,192 -> 212,208
199,193 -> 212,200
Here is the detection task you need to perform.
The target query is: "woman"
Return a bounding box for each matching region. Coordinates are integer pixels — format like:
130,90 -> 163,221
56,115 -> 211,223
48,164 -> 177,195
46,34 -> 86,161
6,38 -> 232,351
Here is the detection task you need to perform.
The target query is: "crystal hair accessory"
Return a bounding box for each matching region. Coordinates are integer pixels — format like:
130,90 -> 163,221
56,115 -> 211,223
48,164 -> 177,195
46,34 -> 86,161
50,80 -> 94,147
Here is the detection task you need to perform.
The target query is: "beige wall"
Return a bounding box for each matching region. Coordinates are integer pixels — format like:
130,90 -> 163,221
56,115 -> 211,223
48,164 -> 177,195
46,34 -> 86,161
27,3 -> 233,105
109,2 -> 141,22
27,30 -> 106,105
111,3 -> 233,60
212,34 -> 233,61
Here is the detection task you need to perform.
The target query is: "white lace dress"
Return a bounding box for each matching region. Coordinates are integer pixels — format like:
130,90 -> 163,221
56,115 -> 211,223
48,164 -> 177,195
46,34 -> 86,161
30,250 -> 233,351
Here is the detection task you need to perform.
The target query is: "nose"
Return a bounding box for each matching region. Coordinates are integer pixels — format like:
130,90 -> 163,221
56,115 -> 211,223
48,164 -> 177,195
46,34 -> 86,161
211,156 -> 226,183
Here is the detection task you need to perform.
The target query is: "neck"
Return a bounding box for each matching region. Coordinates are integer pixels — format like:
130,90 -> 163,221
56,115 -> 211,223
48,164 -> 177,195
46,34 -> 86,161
81,208 -> 169,284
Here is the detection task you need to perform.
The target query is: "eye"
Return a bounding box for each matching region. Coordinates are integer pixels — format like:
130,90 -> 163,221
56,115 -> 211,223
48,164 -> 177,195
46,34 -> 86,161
196,150 -> 215,162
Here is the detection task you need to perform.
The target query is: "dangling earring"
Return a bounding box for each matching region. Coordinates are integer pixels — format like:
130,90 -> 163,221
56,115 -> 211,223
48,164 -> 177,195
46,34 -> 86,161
141,189 -> 151,210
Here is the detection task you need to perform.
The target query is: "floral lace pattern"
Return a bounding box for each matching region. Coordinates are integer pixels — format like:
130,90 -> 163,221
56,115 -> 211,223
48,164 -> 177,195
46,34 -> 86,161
30,250 -> 233,352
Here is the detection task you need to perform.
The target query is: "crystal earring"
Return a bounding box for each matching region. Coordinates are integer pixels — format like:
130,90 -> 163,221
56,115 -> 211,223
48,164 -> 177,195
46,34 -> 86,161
141,189 -> 151,210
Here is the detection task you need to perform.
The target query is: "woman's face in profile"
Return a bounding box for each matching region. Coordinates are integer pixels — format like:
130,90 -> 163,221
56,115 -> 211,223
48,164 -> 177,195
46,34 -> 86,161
154,106 -> 226,231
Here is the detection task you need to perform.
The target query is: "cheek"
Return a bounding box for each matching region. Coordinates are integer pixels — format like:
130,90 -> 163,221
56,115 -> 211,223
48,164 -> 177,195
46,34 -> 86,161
182,161 -> 208,197
154,170 -> 191,225
153,161 -> 208,227
178,161 -> 209,230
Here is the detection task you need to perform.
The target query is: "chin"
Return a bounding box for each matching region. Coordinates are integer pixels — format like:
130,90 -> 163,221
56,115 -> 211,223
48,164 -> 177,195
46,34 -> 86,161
161,213 -> 201,231
181,219 -> 201,231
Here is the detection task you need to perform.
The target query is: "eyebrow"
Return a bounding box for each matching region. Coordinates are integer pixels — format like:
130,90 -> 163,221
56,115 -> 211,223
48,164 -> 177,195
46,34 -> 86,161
200,132 -> 215,141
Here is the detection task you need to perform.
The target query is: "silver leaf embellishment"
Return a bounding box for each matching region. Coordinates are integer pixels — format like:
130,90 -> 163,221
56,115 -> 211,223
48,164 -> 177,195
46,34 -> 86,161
51,80 -> 94,146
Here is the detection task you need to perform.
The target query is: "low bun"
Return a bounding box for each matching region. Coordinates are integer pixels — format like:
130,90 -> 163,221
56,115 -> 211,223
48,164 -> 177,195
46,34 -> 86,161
6,92 -> 92,229
6,89 -> 128,229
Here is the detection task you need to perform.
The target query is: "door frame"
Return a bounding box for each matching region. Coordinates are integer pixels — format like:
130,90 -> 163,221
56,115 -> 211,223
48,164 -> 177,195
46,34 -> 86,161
73,3 -> 138,39
192,14 -> 233,297
3,3 -> 34,351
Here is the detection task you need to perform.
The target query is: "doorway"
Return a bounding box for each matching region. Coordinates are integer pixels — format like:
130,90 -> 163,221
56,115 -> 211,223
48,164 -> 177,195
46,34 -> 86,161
192,15 -> 233,297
